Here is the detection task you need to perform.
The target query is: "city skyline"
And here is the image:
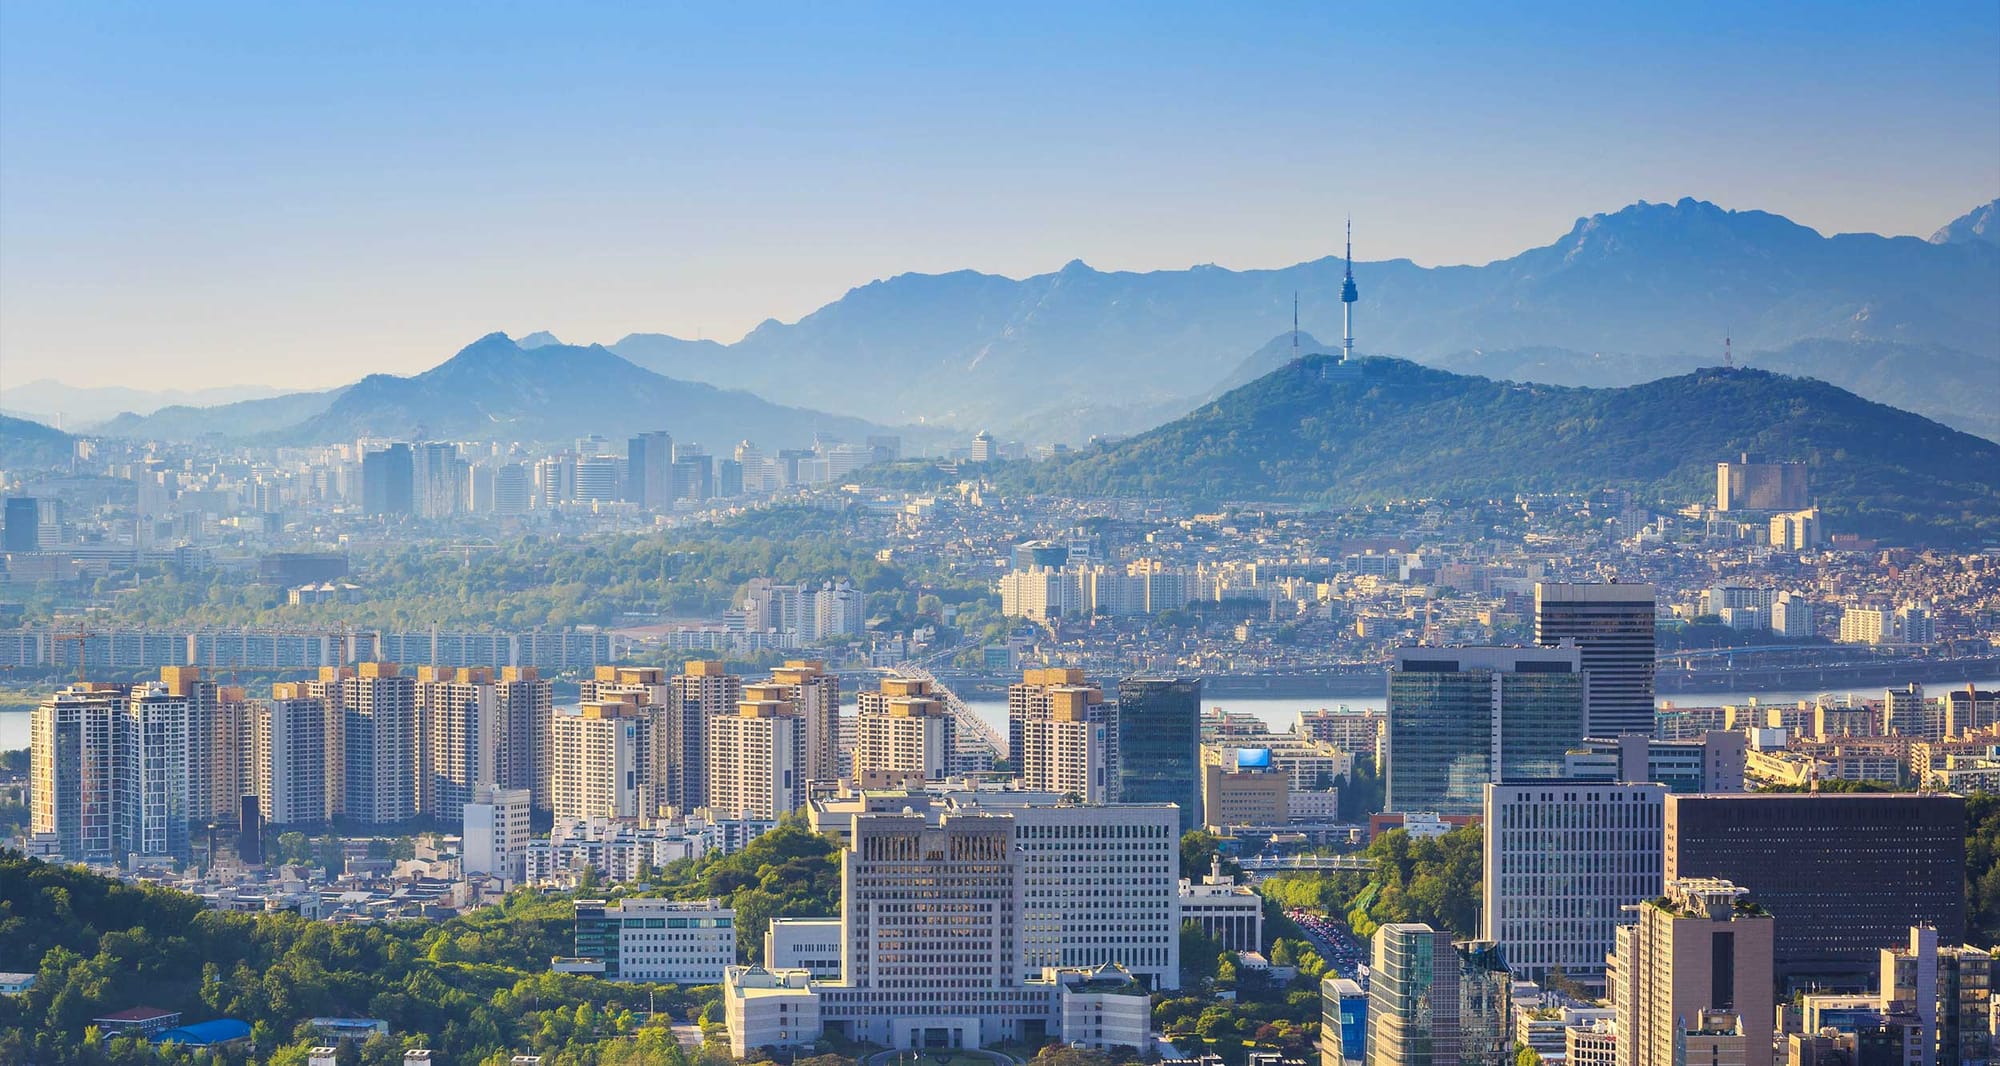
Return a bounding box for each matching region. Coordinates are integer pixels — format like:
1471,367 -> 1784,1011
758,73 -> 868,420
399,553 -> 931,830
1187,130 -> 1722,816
4,6 -> 2000,1063
2,2 -> 1996,389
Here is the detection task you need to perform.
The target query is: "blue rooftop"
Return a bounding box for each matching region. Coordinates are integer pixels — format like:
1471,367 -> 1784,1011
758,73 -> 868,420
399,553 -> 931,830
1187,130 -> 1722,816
153,1019 -> 252,1046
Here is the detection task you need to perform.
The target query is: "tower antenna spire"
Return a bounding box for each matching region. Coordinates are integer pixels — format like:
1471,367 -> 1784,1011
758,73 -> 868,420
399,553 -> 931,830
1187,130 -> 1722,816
1725,336 -> 1733,369
1340,216 -> 1358,363
1292,291 -> 1300,358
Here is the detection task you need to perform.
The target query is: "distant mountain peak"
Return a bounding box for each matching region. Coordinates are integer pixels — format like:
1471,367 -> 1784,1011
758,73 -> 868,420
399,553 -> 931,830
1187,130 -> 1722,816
1931,198 -> 1999,245
1561,197 -> 1820,249
517,330 -> 563,348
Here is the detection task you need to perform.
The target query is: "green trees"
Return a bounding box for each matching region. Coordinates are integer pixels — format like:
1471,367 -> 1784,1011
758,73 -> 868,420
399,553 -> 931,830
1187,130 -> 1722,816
1010,358 -> 2000,547
636,816 -> 841,959
0,852 -> 723,1066
1967,794 -> 2000,940
1180,829 -> 1244,880
1257,825 -> 1482,940
1338,755 -> 1385,821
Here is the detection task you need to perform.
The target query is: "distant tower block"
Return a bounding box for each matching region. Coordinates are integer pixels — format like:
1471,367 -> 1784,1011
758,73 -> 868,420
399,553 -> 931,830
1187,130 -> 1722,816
1341,217 -> 1358,363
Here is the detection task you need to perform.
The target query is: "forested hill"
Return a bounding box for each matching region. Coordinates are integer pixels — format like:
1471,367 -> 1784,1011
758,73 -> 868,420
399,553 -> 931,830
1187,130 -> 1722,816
1013,356 -> 2000,547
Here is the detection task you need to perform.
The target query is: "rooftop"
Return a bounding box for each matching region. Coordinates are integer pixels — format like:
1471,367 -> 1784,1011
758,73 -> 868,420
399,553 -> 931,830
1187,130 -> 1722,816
153,1020 -> 252,1046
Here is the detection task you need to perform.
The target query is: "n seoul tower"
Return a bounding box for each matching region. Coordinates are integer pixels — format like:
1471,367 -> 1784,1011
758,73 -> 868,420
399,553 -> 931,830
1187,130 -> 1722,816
1340,217 -> 1358,363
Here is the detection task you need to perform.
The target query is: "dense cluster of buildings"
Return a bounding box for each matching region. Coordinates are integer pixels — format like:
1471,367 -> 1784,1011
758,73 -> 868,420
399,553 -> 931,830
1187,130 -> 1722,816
716,780 -> 1268,1055
17,562 -> 2000,1063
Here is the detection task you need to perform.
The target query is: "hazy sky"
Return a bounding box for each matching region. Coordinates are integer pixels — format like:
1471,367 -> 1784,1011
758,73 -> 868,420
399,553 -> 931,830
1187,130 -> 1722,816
2,2 -> 1996,391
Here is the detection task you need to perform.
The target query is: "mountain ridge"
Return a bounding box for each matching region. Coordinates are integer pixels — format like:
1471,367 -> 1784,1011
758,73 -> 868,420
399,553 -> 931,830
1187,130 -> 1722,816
271,333 -> 912,449
0,413 -> 74,471
606,197 -> 1999,438
1007,355 -> 2000,548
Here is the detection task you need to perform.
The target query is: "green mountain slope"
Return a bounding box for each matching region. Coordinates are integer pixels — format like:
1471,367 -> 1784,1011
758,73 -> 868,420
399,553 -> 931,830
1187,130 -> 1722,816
0,414 -> 73,471
1020,356 -> 2000,547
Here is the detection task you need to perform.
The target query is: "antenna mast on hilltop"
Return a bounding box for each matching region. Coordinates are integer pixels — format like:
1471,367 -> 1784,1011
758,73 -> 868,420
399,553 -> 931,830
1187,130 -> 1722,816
1292,292 -> 1300,359
1725,336 -> 1733,369
1341,217 -> 1358,363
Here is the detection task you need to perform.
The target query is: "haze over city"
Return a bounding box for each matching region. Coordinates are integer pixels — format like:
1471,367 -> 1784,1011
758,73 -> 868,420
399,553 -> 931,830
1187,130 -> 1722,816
2,5 -> 2000,1066
2,1 -> 1996,389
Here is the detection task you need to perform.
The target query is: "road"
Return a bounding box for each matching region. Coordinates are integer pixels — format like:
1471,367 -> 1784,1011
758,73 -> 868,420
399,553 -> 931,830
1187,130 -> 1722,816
1286,908 -> 1368,982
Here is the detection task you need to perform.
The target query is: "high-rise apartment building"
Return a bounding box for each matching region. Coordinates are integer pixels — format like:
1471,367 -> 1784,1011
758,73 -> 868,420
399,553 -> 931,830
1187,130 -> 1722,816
31,684 -> 131,862
415,666 -> 498,823
157,666 -> 241,822
340,663 -> 417,824
1385,645 -> 1585,814
708,693 -> 807,819
651,660 -> 743,814
1010,668 -> 1118,802
494,666 -> 553,810
1481,781 -> 1666,986
578,666 -> 668,813
1884,682 -> 1943,741
253,685 -> 329,825
1945,688 -> 2000,739
1665,793 -> 1966,985
1610,878 -> 1775,1066
29,682 -> 196,862
1770,591 -> 1817,638
1116,676 -> 1202,831
118,682 -> 193,860
550,700 -> 643,821
1297,707 -> 1385,760
767,661 -> 840,787
853,677 -> 953,783
1365,924 -> 1513,1065
1535,582 -> 1656,737
305,668 -> 350,819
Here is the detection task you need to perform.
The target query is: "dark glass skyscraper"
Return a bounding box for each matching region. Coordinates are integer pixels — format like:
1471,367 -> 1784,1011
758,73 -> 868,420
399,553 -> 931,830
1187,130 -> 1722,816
3,496 -> 40,551
361,444 -> 414,516
627,430 -> 672,509
1535,581 -> 1656,737
1666,792 -> 1967,986
1116,676 -> 1202,832
1385,645 -> 1585,814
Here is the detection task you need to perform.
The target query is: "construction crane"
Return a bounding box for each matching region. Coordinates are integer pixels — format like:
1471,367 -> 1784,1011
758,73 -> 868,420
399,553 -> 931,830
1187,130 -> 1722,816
51,622 -> 95,684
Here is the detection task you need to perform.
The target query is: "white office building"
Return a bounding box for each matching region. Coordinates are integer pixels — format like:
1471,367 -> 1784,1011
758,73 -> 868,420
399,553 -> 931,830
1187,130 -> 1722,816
1177,855 -> 1264,953
463,785 -> 531,883
1481,781 -> 1667,986
765,917 -> 844,980
811,786 -> 1182,991
571,898 -> 737,985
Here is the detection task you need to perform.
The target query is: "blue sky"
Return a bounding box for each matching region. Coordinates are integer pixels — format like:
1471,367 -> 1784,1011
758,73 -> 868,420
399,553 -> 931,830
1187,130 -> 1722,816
2,1 -> 1996,389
